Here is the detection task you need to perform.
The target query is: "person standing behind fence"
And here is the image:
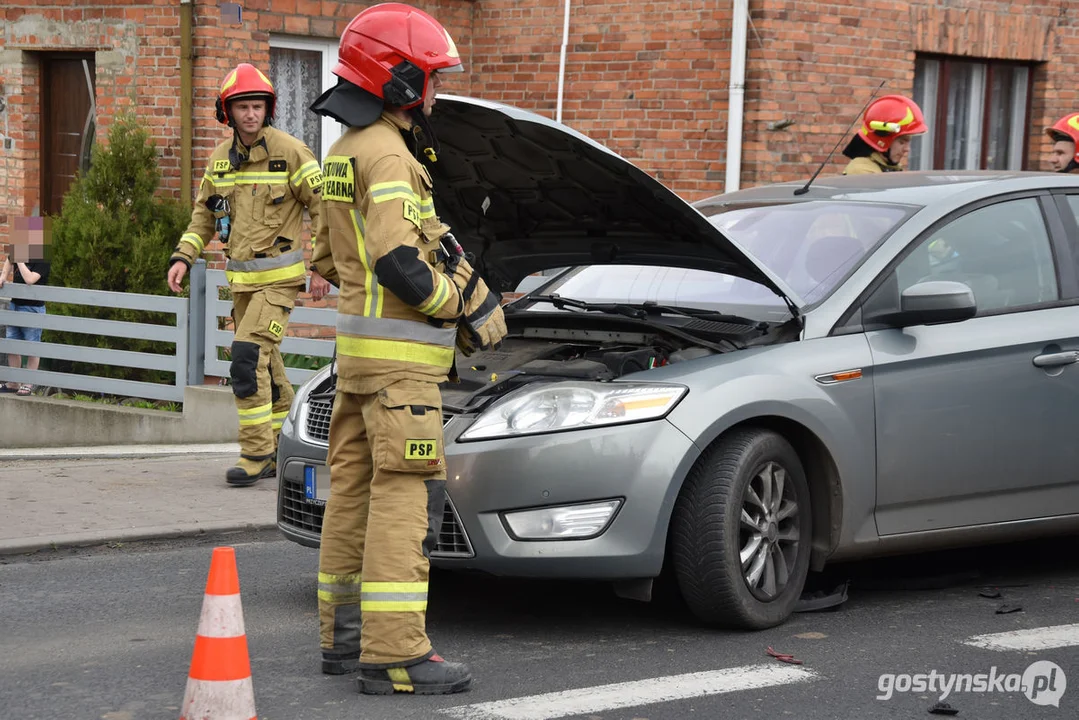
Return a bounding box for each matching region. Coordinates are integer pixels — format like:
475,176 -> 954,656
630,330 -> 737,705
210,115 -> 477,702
1,216 -> 52,397
166,63 -> 331,486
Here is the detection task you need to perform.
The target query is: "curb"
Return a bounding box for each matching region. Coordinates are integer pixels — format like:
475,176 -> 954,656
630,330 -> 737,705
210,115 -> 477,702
0,520 -> 278,557
0,443 -> 241,461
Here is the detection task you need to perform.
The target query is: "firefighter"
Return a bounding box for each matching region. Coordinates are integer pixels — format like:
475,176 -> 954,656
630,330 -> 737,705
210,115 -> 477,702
167,63 -> 330,486
1046,113 -> 1079,173
308,2 -> 507,695
842,94 -> 928,175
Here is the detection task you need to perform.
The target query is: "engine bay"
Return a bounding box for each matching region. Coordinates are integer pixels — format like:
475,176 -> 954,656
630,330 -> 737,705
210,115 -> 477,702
440,318 -> 752,414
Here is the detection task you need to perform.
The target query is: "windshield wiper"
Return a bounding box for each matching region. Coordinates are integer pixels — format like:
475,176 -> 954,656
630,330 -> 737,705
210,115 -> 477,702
520,295 -> 744,352
525,295 -> 766,329
522,294 -> 649,320
636,301 -> 766,329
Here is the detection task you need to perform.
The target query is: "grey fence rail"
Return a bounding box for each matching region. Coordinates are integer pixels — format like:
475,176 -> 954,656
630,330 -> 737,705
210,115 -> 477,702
0,281 -> 189,402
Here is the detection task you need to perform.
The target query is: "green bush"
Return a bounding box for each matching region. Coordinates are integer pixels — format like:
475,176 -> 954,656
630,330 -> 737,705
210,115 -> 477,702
45,111 -> 191,383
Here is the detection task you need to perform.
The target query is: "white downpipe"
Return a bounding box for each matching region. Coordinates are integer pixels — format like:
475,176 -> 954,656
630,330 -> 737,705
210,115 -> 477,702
555,0 -> 572,123
725,0 -> 748,192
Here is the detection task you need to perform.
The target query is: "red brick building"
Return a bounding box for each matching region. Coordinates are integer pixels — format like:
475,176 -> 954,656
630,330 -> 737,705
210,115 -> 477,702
2,0 -> 1076,252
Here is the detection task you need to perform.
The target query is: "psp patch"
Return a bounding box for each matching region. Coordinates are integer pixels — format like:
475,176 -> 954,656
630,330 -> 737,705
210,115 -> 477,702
402,199 -> 422,229
268,320 -> 284,338
212,159 -> 232,174
404,439 -> 437,460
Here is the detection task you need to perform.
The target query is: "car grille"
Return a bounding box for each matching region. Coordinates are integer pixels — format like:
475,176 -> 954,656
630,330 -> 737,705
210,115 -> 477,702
280,478 -> 474,558
304,397 -> 453,444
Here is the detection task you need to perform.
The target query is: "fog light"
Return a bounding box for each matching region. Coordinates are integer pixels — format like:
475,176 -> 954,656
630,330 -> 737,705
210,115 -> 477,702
502,499 -> 622,540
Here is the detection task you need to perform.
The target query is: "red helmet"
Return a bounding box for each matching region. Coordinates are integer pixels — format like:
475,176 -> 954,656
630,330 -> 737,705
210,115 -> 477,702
857,95 -> 928,153
334,3 -> 463,111
1046,113 -> 1079,163
215,63 -> 276,126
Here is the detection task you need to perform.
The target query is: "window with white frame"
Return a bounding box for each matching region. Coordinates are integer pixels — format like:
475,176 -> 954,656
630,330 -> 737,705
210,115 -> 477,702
910,56 -> 1031,171
268,36 -> 344,160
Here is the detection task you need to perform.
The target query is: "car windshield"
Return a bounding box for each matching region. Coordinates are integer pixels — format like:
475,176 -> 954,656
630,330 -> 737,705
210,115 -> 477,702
521,200 -> 913,321
706,200 -> 912,305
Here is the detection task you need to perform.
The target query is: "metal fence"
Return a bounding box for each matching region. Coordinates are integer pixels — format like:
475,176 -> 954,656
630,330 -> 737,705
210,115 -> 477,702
0,260 -> 340,403
0,281 -> 190,402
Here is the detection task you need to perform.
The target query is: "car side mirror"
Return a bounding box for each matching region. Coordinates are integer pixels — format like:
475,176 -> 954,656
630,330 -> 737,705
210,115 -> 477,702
865,280 -> 977,328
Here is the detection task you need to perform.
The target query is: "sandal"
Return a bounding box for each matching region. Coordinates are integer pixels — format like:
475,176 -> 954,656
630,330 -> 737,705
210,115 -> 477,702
16,384 -> 32,396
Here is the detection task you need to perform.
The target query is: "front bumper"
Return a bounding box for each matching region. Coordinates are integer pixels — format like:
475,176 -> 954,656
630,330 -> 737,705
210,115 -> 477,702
276,412 -> 699,579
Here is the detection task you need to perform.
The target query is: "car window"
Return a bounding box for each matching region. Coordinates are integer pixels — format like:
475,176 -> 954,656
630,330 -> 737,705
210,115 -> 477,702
894,198 -> 1058,313
1066,196 -> 1079,235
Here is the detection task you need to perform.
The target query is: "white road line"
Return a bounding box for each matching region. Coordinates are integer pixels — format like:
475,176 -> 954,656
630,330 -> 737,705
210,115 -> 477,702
441,663 -> 819,720
964,623 -> 1079,652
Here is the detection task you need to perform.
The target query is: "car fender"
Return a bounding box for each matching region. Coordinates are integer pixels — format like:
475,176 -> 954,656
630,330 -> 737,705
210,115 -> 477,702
656,336 -> 879,557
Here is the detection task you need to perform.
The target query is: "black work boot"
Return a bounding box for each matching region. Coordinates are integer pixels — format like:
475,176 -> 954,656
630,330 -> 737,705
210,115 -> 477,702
357,653 -> 472,695
225,457 -> 275,486
322,653 -> 360,675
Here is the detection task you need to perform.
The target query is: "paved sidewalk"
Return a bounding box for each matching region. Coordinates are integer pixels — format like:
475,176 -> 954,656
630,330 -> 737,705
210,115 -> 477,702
0,444 -> 278,555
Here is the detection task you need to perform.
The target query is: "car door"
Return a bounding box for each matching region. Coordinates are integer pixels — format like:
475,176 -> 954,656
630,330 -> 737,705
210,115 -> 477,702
864,194 -> 1079,535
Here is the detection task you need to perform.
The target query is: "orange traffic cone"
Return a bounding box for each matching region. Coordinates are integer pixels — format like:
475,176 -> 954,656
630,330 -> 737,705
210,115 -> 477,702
179,546 -> 257,720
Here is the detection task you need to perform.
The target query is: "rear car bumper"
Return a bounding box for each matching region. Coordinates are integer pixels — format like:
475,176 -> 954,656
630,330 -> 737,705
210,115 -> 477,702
276,410 -> 699,579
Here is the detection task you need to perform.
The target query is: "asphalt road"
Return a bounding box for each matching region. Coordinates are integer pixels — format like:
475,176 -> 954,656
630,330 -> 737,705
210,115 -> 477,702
2,530 -> 1077,720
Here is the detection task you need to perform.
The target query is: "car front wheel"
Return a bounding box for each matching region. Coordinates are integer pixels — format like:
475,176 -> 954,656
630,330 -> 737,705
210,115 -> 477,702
670,428 -> 812,629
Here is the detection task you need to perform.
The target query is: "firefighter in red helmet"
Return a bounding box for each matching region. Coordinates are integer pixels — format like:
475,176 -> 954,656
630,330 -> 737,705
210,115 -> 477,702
167,63 -> 329,486
308,2 -> 506,695
842,94 -> 929,175
1046,113 -> 1079,173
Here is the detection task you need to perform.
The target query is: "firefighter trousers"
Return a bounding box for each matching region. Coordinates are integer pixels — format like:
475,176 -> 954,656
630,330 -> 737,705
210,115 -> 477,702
317,379 -> 447,667
230,287 -> 297,460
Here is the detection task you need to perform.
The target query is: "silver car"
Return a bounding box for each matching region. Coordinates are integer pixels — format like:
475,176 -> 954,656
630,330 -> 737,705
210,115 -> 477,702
277,95 -> 1079,629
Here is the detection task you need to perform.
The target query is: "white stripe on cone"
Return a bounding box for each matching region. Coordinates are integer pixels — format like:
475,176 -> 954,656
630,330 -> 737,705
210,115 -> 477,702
180,677 -> 257,720
197,593 -> 247,638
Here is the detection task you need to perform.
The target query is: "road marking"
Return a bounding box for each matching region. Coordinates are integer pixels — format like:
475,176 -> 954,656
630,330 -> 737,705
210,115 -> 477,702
964,623 -> 1079,652
441,663 -> 819,720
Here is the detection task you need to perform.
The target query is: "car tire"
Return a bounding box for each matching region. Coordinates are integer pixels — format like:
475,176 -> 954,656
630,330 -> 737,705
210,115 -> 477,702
670,428 -> 812,629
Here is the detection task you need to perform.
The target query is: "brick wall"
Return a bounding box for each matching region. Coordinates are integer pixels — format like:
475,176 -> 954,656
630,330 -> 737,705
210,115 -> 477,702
1,2 -> 184,252
468,0 -> 1077,201
470,0 -> 735,198
3,0 -> 1078,242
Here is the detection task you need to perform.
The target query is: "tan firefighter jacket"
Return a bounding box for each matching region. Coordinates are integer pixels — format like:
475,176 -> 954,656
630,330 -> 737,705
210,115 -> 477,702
312,112 -> 465,395
171,126 -> 323,292
842,152 -> 902,175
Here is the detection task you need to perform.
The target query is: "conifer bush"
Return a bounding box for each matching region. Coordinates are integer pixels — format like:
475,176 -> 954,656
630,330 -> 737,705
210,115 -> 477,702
46,111 -> 191,385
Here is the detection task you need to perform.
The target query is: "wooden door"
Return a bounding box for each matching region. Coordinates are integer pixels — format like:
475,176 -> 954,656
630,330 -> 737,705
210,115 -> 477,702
41,55 -> 96,216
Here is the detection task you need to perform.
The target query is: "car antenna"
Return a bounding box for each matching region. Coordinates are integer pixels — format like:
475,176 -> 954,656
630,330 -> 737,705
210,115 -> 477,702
793,80 -> 886,197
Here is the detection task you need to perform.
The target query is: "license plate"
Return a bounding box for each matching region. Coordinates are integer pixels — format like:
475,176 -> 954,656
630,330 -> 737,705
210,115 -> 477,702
303,465 -> 330,504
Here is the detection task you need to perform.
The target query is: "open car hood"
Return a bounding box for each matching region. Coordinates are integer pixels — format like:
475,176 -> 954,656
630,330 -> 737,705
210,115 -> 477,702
427,95 -> 795,304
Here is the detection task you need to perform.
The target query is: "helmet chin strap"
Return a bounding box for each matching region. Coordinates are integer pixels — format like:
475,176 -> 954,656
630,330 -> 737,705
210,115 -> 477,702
407,107 -> 440,163
1062,158 -> 1079,174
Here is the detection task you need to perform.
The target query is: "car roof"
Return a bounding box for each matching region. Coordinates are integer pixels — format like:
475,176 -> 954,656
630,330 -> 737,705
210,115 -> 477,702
693,170 -> 1079,212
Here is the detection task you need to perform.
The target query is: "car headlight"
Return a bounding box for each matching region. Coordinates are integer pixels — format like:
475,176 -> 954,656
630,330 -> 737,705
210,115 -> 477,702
457,382 -> 688,441
502,499 -> 622,540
